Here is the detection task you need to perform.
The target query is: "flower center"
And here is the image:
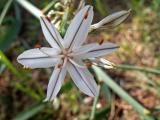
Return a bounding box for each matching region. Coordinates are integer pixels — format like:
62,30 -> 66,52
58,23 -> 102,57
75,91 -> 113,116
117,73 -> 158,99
61,48 -> 72,59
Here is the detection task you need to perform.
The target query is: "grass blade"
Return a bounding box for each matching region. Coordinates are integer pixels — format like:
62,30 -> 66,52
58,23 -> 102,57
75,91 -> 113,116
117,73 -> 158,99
92,65 -> 154,120
0,0 -> 13,25
117,64 -> 160,75
90,85 -> 100,120
15,83 -> 41,101
42,0 -> 58,13
0,63 -> 6,74
16,0 -> 42,19
93,0 -> 108,16
13,102 -> 47,120
0,51 -> 22,78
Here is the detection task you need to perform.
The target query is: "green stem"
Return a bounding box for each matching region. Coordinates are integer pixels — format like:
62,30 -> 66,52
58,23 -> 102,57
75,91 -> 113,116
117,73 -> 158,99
0,64 -> 6,74
59,6 -> 70,37
15,83 -> 41,101
117,64 -> 160,75
42,0 -> 58,13
90,85 -> 100,120
0,50 -> 22,78
0,0 -> 13,25
16,0 -> 42,19
93,0 -> 108,16
92,65 -> 154,120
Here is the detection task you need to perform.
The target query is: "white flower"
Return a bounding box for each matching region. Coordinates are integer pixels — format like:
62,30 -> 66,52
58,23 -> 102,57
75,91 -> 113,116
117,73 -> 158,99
17,5 -> 118,101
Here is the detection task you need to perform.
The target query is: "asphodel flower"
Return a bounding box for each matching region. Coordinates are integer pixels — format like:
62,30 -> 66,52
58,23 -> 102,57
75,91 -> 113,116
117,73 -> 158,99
17,5 -> 119,101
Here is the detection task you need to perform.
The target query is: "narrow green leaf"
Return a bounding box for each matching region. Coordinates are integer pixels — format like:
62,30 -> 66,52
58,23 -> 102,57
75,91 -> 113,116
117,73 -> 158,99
0,50 -> 22,78
60,80 -> 73,93
0,18 -> 20,51
101,84 -> 112,105
93,0 -> 108,16
15,83 -> 41,100
0,1 -> 21,51
0,0 -> 13,25
13,102 -> 47,120
16,0 -> 42,19
92,66 -> 154,120
60,6 -> 69,37
90,85 -> 100,120
117,64 -> 160,75
95,106 -> 110,119
42,0 -> 58,13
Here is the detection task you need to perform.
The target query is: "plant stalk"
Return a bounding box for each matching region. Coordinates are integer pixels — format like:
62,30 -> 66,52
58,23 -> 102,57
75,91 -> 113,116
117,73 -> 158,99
92,65 -> 154,120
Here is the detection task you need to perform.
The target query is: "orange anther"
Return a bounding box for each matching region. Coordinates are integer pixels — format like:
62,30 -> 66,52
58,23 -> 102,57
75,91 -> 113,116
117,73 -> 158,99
45,16 -> 51,22
84,11 -> 89,19
34,44 -> 41,48
85,62 -> 92,68
98,38 -> 104,45
57,64 -> 63,69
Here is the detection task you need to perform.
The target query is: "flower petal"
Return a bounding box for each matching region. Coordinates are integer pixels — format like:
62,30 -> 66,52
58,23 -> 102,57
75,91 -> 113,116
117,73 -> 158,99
72,43 -> 97,55
78,43 -> 119,58
63,5 -> 93,50
45,64 -> 67,101
40,17 -> 63,49
17,47 -> 60,68
67,61 -> 98,97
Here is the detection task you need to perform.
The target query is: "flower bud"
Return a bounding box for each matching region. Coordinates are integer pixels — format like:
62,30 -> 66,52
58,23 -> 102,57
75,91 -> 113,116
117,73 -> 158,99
90,9 -> 131,30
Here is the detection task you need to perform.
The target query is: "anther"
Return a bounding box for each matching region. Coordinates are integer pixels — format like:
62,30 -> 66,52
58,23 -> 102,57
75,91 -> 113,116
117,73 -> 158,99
57,64 -> 63,69
84,11 -> 89,19
98,38 -> 104,45
34,44 -> 41,48
85,62 -> 93,68
45,16 -> 51,22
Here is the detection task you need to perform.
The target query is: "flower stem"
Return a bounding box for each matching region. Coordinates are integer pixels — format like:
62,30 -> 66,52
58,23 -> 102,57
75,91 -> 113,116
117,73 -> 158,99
90,85 -> 100,120
42,0 -> 58,14
117,64 -> 160,75
0,50 -> 22,78
59,6 -> 70,37
92,0 -> 108,16
0,0 -> 13,25
16,0 -> 42,19
92,65 -> 154,120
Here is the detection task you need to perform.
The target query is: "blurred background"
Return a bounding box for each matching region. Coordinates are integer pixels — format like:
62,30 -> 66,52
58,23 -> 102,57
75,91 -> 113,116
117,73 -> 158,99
0,0 -> 160,120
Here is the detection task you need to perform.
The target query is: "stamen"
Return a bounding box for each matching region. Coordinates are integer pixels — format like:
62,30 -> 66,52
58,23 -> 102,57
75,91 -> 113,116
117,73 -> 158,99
45,16 -> 51,22
56,58 -> 67,69
23,65 -> 30,69
63,58 -> 68,67
84,11 -> 89,19
34,44 -> 41,48
69,59 -> 86,68
57,64 -> 63,69
85,62 -> 93,68
98,38 -> 104,45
